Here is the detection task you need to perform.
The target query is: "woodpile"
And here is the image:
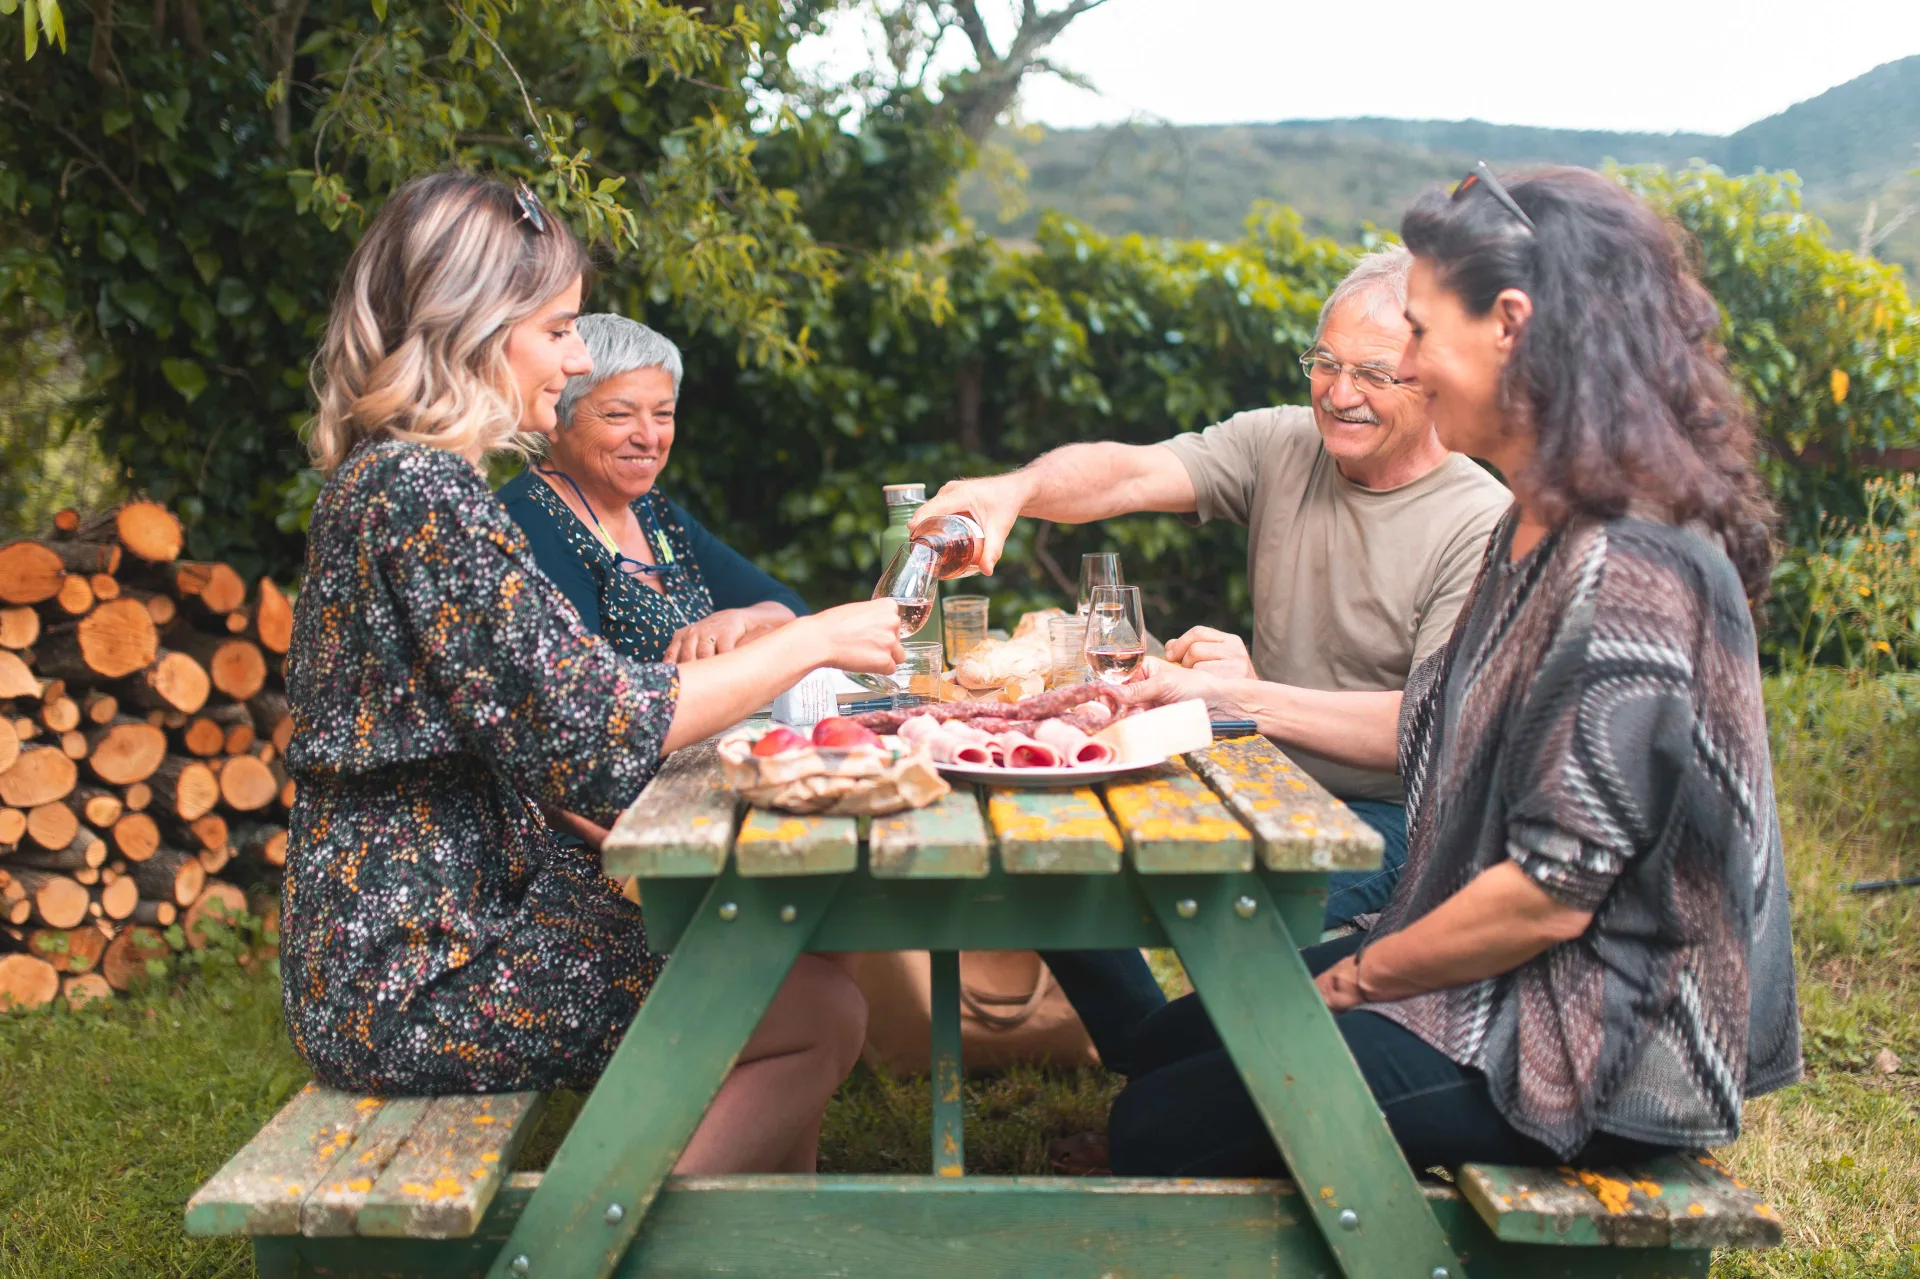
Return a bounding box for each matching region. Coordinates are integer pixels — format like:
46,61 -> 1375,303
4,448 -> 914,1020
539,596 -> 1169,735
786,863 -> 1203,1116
0,501 -> 292,1012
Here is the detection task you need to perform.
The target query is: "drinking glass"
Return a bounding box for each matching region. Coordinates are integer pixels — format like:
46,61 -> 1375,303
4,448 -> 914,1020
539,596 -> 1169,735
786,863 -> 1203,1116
941,595 -> 989,666
1047,614 -> 1090,688
873,543 -> 938,637
892,641 -> 944,708
1083,585 -> 1146,686
1077,552 -> 1124,616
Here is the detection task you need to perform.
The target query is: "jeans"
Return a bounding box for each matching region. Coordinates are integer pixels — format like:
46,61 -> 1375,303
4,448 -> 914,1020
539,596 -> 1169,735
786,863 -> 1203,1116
1036,948 -> 1167,1076
1322,799 -> 1408,932
1107,933 -> 1671,1176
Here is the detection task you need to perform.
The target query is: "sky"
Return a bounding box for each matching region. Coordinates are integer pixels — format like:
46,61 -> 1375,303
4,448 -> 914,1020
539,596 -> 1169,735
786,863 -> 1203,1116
793,0 -> 1920,137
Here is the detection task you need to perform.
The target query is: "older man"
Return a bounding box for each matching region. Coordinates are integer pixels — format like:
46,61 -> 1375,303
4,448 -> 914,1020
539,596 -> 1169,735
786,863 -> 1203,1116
915,247 -> 1509,1072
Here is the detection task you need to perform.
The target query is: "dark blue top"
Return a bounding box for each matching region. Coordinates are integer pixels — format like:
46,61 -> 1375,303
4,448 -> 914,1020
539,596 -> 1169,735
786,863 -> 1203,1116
498,469 -> 808,662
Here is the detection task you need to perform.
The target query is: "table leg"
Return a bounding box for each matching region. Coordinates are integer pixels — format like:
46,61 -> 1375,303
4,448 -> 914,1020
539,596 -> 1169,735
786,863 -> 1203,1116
929,950 -> 965,1177
1135,871 -> 1461,1279
485,869 -> 847,1279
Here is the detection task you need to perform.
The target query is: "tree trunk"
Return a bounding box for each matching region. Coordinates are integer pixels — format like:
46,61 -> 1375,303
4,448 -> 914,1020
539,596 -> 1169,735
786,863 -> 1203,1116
39,696 -> 81,734
248,690 -> 293,754
184,880 -> 249,949
28,924 -> 108,974
24,800 -> 80,852
99,501 -> 185,565
85,717 -> 168,785
148,757 -> 219,822
0,650 -> 39,699
130,847 -> 205,907
166,811 -> 228,852
141,560 -> 246,616
249,576 -> 294,654
0,542 -> 66,605
132,898 -> 177,927
0,746 -> 78,808
233,821 -> 289,869
42,573 -> 95,617
99,924 -> 168,991
171,632 -> 266,701
208,703 -> 255,754
11,869 -> 90,928
217,753 -> 278,813
0,606 -> 39,649
10,828 -> 108,872
0,952 -> 60,1009
110,811 -> 160,862
46,540 -> 121,576
94,875 -> 137,920
119,650 -> 210,715
121,589 -> 177,627
70,785 -> 124,829
62,971 -> 114,1008
175,715 -> 227,757
35,599 -> 160,682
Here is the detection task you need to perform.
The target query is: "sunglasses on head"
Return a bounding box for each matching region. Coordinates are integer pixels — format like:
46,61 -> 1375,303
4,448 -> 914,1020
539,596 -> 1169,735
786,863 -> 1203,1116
513,181 -> 548,234
1453,161 -> 1535,233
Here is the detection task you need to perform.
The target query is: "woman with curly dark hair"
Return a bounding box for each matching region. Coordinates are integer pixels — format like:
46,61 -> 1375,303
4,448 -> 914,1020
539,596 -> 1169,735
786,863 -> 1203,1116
1109,166 -> 1801,1176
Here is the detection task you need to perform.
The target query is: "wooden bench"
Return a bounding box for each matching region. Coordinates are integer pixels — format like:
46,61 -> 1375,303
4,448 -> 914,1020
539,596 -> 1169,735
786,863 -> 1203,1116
188,735 -> 1784,1278
188,1082 -> 1781,1276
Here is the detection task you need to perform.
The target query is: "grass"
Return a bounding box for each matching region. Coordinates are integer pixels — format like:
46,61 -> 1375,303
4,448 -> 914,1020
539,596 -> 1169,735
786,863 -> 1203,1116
3,671 -> 1919,1277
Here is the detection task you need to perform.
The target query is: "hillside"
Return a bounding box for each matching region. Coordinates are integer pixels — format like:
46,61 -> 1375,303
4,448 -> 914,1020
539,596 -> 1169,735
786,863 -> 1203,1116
961,55 -> 1920,275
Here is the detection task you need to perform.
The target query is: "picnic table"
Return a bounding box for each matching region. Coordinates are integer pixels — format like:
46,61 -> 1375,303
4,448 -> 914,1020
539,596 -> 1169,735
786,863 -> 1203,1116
190,732 -> 1780,1279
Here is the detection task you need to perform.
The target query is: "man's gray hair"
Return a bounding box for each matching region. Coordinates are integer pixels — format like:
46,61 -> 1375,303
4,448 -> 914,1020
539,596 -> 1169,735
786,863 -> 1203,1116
556,313 -> 684,428
1312,245 -> 1413,344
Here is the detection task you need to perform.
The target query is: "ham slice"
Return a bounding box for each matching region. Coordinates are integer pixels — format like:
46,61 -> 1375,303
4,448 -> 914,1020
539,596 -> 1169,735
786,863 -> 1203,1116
1033,718 -> 1117,767
992,732 -> 1063,769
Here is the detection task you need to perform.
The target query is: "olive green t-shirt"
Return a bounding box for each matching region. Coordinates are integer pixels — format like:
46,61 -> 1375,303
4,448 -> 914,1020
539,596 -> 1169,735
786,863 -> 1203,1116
1160,406 -> 1511,803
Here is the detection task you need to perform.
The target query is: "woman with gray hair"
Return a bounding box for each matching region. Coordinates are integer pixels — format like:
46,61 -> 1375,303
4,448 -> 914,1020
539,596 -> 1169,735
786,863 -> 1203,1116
500,313 -> 807,663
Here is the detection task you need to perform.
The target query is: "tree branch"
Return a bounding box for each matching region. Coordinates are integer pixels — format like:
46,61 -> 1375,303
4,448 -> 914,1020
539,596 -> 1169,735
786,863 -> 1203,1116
0,89 -> 147,214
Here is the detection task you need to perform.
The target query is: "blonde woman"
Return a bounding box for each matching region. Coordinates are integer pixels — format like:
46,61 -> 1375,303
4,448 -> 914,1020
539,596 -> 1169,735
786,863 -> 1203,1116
282,172 -> 903,1174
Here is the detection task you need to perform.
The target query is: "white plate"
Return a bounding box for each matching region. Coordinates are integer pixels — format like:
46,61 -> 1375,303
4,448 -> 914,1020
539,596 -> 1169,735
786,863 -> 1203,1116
934,757 -> 1167,788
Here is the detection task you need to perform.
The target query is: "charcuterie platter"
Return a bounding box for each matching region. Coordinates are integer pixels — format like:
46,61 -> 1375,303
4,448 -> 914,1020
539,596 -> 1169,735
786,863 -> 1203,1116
848,687 -> 1213,789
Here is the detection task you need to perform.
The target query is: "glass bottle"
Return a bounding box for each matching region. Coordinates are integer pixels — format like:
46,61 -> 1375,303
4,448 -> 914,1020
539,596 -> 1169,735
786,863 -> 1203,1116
879,484 -> 942,648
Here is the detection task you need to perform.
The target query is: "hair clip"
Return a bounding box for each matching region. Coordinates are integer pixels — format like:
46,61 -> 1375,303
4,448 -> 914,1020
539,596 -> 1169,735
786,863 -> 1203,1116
513,181 -> 547,234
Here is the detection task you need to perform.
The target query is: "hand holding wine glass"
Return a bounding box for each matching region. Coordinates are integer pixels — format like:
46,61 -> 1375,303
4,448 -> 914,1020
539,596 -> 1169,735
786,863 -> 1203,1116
1083,584 -> 1147,685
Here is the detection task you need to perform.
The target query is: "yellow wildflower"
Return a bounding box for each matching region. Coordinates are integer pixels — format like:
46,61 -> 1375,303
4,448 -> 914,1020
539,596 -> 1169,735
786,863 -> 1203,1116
1830,368 -> 1851,404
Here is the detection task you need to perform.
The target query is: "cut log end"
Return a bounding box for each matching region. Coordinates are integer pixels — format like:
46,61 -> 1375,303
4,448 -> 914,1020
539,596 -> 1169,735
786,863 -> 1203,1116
0,953 -> 61,1010
86,719 -> 168,786
218,754 -> 278,813
100,925 -> 168,991
62,972 -> 113,1009
116,502 -> 185,565
0,747 -> 79,809
184,880 -> 250,949
0,542 -> 66,606
125,651 -> 211,716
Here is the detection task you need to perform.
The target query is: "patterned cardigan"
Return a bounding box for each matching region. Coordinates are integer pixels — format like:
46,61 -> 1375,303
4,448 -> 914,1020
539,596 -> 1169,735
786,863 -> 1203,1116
1363,513 -> 1802,1158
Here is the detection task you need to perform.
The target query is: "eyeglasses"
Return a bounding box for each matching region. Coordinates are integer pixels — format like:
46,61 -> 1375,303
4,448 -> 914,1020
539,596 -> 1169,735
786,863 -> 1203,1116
513,181 -> 548,234
1452,160 -> 1535,233
1299,352 -> 1404,391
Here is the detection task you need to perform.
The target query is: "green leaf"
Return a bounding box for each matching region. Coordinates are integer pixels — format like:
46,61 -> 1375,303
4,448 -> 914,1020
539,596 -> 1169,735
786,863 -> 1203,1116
101,106 -> 134,136
370,0 -> 385,18
215,277 -> 254,318
264,284 -> 301,325
161,357 -> 209,403
192,250 -> 221,286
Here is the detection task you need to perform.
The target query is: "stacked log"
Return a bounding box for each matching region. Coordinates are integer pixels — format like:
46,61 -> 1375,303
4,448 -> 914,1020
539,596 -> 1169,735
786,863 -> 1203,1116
0,500 -> 294,1011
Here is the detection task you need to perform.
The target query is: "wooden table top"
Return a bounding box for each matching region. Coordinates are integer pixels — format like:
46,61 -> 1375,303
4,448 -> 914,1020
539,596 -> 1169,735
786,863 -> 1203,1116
604,733 -> 1383,881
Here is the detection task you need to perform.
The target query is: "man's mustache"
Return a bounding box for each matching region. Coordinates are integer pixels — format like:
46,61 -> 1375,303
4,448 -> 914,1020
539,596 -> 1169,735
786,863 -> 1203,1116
1317,395 -> 1381,426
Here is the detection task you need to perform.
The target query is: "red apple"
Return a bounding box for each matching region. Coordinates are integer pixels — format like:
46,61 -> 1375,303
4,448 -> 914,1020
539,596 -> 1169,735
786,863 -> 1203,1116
811,717 -> 882,749
751,726 -> 808,757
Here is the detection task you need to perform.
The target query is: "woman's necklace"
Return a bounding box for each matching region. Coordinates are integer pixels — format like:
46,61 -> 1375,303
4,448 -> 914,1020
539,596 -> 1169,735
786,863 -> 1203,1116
535,465 -> 694,631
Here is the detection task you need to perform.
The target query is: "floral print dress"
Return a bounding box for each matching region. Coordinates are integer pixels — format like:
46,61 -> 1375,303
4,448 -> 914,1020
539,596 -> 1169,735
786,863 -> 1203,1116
280,439 -> 676,1094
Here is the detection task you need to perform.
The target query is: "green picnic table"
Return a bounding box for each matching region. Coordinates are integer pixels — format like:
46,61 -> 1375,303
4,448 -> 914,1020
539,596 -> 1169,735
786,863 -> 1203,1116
189,733 -> 1781,1279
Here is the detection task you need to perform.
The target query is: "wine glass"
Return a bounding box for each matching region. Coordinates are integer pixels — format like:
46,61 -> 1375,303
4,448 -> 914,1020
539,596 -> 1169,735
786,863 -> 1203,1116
1083,584 -> 1146,685
873,542 -> 938,637
1077,553 -> 1124,616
